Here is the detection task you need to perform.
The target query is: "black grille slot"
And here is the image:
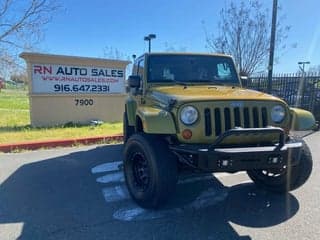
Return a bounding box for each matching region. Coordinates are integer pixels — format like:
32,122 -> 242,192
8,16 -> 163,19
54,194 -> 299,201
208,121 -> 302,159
243,107 -> 250,128
224,108 -> 231,130
214,108 -> 221,136
253,107 -> 259,128
234,107 -> 241,127
204,108 -> 212,136
202,104 -> 270,137
261,107 -> 268,127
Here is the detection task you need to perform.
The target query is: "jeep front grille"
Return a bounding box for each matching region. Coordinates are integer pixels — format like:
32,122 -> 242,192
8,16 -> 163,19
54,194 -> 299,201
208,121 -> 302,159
204,107 -> 269,136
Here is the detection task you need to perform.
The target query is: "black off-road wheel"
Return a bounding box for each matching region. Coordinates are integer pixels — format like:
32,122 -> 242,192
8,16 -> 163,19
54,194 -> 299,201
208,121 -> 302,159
123,111 -> 134,144
247,138 -> 313,193
123,133 -> 178,209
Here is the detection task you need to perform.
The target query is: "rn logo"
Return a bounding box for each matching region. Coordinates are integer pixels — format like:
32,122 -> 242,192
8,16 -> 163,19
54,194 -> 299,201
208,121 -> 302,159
33,65 -> 88,76
33,65 -> 52,75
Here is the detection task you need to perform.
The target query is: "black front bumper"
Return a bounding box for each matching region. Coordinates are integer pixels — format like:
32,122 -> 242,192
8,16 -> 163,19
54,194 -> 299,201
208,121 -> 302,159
170,127 -> 302,172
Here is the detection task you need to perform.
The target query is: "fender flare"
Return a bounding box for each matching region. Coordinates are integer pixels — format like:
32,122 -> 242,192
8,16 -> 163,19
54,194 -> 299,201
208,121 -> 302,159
136,107 -> 176,134
290,107 -> 316,130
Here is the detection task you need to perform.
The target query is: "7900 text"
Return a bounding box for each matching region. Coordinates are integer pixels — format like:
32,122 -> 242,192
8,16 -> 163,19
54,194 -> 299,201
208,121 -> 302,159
75,98 -> 94,106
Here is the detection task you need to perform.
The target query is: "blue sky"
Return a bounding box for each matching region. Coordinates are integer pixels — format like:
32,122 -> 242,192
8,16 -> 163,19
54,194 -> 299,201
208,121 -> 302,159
38,0 -> 320,73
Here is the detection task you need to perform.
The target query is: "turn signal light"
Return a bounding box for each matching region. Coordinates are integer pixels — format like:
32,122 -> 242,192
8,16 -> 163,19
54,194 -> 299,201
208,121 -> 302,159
182,129 -> 192,140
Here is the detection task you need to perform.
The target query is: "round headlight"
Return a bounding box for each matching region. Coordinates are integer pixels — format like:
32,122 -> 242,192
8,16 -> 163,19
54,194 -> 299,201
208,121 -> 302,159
271,105 -> 285,123
180,106 -> 198,125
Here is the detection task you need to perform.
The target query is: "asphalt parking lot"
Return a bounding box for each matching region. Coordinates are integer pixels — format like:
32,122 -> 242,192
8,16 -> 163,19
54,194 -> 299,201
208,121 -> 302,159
0,132 -> 319,240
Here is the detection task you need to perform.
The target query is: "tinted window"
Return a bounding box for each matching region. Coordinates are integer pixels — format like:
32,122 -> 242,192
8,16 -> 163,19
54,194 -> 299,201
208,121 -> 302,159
148,55 -> 239,84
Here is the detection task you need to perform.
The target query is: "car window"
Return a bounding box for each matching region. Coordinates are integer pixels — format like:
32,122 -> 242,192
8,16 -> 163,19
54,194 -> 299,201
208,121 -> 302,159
148,55 -> 239,84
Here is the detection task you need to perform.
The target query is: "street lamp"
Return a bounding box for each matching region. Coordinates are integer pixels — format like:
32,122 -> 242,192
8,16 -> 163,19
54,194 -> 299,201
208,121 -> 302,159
144,34 -> 156,53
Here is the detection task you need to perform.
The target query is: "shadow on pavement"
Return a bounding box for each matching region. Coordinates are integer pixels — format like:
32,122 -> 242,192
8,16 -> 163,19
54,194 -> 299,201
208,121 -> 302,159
0,144 -> 299,240
226,183 -> 299,228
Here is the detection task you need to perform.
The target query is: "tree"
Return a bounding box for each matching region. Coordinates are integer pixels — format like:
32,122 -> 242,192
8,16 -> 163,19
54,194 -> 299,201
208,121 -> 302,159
163,42 -> 187,52
102,46 -> 132,77
204,0 -> 290,75
0,0 -> 60,77
308,65 -> 320,73
102,46 -> 130,61
10,72 -> 28,84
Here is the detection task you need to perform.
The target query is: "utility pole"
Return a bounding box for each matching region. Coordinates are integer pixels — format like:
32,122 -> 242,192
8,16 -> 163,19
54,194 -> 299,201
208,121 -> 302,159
297,61 -> 310,107
298,61 -> 310,73
144,34 -> 156,53
267,0 -> 278,94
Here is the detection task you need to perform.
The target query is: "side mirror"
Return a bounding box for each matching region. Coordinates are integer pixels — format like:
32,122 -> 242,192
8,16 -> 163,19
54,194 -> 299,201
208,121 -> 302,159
128,75 -> 141,88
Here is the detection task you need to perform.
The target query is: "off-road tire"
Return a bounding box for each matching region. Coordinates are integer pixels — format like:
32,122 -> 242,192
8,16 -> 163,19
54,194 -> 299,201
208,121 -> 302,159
123,133 -> 178,209
123,111 -> 134,144
247,137 -> 313,192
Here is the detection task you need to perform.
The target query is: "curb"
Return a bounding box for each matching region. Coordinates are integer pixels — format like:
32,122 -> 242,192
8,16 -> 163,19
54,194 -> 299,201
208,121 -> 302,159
0,135 -> 123,153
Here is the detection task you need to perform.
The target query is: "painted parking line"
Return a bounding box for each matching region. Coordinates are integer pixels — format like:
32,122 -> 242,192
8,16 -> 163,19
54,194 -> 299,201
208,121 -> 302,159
102,185 -> 129,203
113,188 -> 228,221
100,177 -> 231,205
95,170 -> 244,186
91,161 -> 245,221
96,172 -> 124,184
100,174 -> 246,205
92,161 -> 245,184
91,161 -> 122,174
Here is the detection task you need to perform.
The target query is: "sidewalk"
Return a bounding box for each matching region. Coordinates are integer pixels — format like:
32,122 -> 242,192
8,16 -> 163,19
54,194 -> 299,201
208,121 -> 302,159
0,135 -> 123,153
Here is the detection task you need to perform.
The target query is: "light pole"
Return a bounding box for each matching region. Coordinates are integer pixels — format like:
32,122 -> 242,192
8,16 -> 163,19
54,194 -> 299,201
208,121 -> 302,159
144,34 -> 156,52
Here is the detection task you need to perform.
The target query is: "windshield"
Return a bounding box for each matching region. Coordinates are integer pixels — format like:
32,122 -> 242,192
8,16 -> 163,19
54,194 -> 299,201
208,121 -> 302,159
147,55 -> 240,85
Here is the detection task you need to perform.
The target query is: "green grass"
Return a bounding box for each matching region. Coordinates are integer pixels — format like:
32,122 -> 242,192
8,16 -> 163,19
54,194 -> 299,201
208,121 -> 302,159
0,89 -> 123,144
0,89 -> 29,110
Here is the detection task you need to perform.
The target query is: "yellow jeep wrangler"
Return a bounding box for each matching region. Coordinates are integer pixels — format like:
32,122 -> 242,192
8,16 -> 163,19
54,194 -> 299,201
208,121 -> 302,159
123,52 -> 315,209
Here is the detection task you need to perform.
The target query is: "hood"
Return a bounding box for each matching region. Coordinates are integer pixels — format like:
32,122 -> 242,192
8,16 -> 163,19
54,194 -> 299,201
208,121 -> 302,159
149,85 -> 282,105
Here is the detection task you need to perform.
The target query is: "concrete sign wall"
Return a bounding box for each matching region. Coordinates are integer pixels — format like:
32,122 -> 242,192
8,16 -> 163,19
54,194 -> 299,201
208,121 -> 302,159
20,52 -> 130,127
